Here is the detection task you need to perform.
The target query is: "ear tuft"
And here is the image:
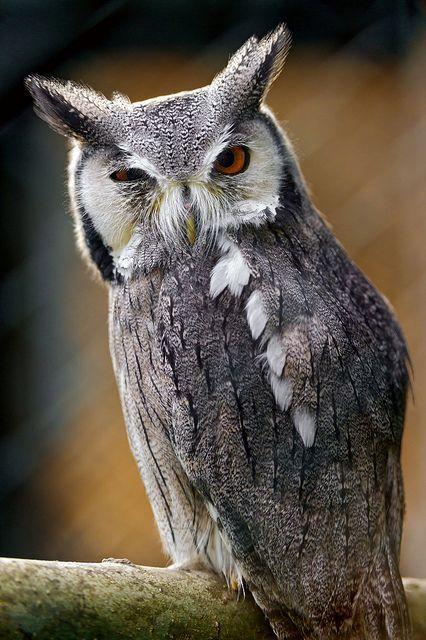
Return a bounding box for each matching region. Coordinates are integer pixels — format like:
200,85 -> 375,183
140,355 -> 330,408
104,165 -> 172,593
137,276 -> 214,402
257,23 -> 292,98
25,74 -> 115,143
212,23 -> 291,111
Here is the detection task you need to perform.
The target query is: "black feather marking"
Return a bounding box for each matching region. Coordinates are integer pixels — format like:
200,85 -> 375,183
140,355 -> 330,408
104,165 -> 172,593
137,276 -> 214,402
232,380 -> 254,479
220,499 -> 255,555
297,510 -> 311,558
168,295 -> 174,327
148,371 -> 169,413
81,210 -> 117,282
161,336 -> 180,394
224,329 -> 254,478
172,468 -> 194,511
121,336 -> 131,378
133,343 -> 168,414
271,402 -> 278,491
192,487 -> 198,529
345,419 -> 353,468
204,365 -> 213,394
316,377 -> 321,428
195,342 -> 203,369
186,391 -> 199,433
163,506 -> 176,546
147,342 -> 155,371
133,325 -> 144,351
331,390 -> 340,441
202,532 -> 214,567
309,343 -> 316,386
152,472 -> 173,519
267,254 -> 275,285
291,418 -> 297,462
136,407 -> 168,488
135,372 -> 169,435
363,477 -> 375,552
127,287 -> 136,311
298,448 -> 306,504
340,461 -> 350,562
278,286 -> 284,330
295,274 -> 312,316
330,333 -> 363,411
178,321 -> 186,349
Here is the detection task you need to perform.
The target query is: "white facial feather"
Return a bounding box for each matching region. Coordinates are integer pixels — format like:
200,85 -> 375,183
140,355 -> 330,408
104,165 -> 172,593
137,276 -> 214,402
69,116 -> 283,267
79,154 -> 139,251
67,144 -> 82,212
195,124 -> 233,182
117,144 -> 164,181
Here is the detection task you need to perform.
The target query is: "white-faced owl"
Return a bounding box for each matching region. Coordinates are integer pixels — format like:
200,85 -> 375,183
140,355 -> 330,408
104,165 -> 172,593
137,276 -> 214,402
25,24 -> 411,640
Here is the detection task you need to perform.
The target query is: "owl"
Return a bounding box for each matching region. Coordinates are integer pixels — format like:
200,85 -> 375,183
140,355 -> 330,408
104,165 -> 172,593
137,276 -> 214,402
26,25 -> 411,640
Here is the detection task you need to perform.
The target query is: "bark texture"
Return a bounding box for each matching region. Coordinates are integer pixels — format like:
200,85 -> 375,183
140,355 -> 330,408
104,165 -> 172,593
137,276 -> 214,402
0,558 -> 424,640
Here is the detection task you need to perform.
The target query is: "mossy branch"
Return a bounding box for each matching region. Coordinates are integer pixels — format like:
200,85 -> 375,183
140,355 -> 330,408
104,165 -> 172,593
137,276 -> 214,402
0,558 -> 425,639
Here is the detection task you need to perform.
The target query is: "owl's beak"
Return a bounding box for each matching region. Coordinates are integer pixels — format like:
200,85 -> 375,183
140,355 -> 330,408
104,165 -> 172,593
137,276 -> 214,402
185,214 -> 197,246
183,195 -> 197,245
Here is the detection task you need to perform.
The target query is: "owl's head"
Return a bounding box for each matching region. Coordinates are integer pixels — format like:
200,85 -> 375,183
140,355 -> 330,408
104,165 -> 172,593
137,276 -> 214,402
26,24 -> 299,281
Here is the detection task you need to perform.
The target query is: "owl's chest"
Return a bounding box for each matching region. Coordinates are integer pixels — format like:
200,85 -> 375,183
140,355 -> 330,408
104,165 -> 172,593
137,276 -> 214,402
109,269 -> 174,437
110,251 -> 267,430
157,254 -> 255,381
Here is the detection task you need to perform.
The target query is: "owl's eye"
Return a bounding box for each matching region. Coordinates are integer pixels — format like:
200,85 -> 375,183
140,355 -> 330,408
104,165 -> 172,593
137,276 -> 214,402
110,167 -> 148,182
214,145 -> 250,175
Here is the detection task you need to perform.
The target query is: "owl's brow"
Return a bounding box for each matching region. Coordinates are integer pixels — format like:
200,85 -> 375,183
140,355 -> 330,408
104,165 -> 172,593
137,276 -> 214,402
115,143 -> 163,180
200,124 -> 234,173
114,125 -> 238,184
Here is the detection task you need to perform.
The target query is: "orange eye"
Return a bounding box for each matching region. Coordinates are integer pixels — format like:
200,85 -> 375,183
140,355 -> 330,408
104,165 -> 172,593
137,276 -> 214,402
214,145 -> 249,175
112,168 -> 129,181
110,167 -> 148,182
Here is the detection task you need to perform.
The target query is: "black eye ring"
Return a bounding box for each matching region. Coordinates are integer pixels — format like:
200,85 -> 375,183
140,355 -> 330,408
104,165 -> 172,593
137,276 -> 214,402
110,167 -> 150,182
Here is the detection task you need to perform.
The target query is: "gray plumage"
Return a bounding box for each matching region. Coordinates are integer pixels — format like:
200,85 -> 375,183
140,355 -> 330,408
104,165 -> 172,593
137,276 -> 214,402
26,24 -> 411,639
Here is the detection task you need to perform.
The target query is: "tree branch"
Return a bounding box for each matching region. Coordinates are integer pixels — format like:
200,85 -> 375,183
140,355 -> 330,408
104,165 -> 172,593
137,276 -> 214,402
0,558 -> 424,639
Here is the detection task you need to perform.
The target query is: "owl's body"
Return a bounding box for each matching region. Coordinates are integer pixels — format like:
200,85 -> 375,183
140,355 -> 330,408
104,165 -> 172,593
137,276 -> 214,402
26,25 -> 411,639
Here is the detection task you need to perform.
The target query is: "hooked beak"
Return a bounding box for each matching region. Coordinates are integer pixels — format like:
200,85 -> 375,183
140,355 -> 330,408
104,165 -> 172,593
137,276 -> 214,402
185,214 -> 197,246
183,195 -> 197,245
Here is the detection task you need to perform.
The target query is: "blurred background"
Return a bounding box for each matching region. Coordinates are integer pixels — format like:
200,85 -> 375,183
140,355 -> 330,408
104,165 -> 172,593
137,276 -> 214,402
0,1 -> 425,578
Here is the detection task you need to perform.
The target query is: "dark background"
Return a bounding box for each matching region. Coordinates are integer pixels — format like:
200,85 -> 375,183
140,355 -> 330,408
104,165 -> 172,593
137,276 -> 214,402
1,1 -> 425,576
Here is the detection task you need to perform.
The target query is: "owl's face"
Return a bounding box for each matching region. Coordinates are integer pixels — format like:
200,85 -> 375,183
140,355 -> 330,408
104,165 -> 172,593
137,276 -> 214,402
72,97 -> 284,252
26,25 -> 293,275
